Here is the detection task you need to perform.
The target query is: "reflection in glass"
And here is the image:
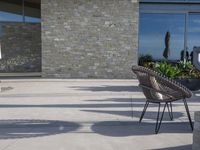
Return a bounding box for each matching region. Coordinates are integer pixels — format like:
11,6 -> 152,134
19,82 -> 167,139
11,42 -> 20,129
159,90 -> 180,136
0,0 -> 41,73
0,0 -> 23,22
188,14 -> 200,55
0,0 -> 41,23
0,23 -> 41,73
24,0 -> 41,23
139,13 -> 185,61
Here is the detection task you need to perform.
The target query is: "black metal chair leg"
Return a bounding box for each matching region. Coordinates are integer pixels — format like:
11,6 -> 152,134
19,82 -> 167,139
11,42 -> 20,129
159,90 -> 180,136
183,99 -> 193,131
139,101 -> 149,123
167,102 -> 173,120
170,102 -> 173,119
155,103 -> 167,134
155,103 -> 161,132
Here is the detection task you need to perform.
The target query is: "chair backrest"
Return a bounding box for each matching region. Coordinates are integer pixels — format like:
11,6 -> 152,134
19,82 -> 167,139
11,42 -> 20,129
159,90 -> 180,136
132,65 -> 192,102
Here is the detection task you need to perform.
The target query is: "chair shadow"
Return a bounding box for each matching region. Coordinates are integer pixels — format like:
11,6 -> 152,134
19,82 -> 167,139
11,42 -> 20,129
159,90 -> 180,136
91,121 -> 192,137
82,98 -> 184,119
0,119 -> 80,139
70,85 -> 141,92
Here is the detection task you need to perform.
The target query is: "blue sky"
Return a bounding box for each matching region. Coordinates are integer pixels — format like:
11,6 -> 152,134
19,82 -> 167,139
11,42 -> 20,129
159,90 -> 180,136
139,13 -> 200,60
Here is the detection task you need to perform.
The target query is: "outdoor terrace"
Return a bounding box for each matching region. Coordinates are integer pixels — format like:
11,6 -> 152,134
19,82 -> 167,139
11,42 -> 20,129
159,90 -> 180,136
0,79 -> 199,150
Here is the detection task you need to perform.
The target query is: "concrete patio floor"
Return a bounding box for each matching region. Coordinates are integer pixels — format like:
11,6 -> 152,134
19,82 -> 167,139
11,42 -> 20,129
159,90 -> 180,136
0,79 -> 199,150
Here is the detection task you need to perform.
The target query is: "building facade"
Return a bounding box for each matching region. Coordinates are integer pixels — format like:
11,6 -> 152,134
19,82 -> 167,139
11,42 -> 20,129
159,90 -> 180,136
0,0 -> 200,78
41,0 -> 139,78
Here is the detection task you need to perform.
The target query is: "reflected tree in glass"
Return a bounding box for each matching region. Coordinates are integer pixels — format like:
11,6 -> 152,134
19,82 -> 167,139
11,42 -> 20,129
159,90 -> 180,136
163,31 -> 170,60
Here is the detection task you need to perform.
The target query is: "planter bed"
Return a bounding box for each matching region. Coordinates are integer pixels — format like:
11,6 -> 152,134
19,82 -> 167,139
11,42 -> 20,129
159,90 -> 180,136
175,79 -> 200,91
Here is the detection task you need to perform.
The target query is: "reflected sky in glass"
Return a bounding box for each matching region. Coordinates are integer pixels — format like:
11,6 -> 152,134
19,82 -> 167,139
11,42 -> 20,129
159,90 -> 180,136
0,11 -> 40,23
25,16 -> 41,23
139,13 -> 185,60
0,11 -> 23,22
188,14 -> 200,53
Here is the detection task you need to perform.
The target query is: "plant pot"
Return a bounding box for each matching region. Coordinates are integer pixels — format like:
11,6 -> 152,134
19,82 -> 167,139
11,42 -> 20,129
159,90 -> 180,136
175,79 -> 200,91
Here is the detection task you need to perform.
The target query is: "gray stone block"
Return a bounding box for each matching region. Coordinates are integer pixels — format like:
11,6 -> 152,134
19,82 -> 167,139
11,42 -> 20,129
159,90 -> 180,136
41,0 -> 139,78
193,112 -> 200,150
195,111 -> 200,121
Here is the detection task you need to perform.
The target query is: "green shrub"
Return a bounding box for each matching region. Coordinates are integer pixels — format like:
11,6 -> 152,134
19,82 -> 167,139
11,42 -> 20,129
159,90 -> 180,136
154,61 -> 182,79
178,61 -> 193,71
139,54 -> 153,66
138,56 -> 200,79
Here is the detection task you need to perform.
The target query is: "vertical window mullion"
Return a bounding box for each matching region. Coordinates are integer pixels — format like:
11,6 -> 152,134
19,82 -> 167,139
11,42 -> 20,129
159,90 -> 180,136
184,13 -> 188,62
22,0 -> 25,22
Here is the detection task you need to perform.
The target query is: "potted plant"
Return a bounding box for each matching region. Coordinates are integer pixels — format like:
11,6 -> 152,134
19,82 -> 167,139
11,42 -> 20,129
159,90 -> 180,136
176,61 -> 200,91
153,61 -> 200,91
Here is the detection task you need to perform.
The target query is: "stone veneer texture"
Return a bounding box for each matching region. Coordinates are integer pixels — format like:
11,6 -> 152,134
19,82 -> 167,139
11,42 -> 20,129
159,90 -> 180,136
41,0 -> 139,78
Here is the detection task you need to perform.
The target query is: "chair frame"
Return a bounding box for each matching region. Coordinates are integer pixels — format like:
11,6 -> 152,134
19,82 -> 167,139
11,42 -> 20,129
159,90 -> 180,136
132,65 -> 193,134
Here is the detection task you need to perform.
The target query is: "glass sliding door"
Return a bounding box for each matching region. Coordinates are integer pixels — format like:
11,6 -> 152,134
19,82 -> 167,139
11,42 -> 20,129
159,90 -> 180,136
0,0 -> 41,74
139,2 -> 200,63
139,13 -> 185,61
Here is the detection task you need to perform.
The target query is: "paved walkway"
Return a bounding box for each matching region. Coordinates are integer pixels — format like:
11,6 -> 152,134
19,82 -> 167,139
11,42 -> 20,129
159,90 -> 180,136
0,79 -> 199,150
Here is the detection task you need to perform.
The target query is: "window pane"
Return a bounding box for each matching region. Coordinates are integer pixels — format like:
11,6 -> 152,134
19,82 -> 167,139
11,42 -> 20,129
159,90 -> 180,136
0,23 -> 41,73
188,14 -> 200,54
24,0 -> 41,23
139,13 -> 185,61
0,0 -> 23,22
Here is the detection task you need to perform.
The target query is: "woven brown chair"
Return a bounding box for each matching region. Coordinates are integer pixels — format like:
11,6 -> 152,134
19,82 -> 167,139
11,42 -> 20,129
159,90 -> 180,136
132,65 -> 193,134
